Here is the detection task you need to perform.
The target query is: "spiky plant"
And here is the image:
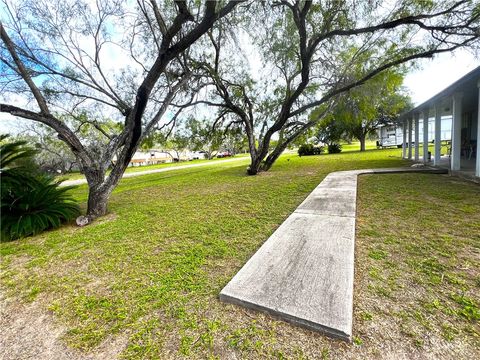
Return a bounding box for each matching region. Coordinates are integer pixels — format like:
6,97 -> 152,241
1,135 -> 80,241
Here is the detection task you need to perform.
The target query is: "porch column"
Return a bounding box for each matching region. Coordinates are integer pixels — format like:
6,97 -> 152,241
402,120 -> 407,159
477,81 -> 480,177
434,103 -> 442,166
408,117 -> 413,160
423,108 -> 429,163
414,112 -> 420,161
451,93 -> 463,171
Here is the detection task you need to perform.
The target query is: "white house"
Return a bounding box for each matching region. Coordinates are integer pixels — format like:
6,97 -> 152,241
399,66 -> 480,178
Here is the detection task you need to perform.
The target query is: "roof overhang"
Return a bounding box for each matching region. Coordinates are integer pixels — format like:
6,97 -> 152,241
399,66 -> 480,121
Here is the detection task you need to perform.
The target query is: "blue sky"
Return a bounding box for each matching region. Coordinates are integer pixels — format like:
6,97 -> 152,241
1,48 -> 478,134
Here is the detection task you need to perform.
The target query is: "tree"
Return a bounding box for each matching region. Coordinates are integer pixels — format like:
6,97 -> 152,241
222,125 -> 249,154
333,68 -> 413,151
16,125 -> 79,173
313,115 -> 345,148
0,0 -> 243,224
186,118 -> 223,159
194,0 -> 479,174
167,131 -> 190,160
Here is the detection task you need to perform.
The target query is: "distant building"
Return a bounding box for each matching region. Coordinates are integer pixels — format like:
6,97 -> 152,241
126,150 -> 173,166
113,149 -> 208,167
377,117 -> 453,148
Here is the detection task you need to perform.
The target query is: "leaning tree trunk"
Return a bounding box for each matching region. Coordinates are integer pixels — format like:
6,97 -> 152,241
261,141 -> 289,172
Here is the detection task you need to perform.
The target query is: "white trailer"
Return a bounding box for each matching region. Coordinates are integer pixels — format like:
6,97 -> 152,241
377,124 -> 404,148
377,117 -> 452,148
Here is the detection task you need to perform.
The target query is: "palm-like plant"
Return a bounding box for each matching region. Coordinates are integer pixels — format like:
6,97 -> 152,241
1,135 -> 80,241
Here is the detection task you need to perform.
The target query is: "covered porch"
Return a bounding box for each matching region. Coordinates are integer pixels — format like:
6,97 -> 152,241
399,67 -> 480,179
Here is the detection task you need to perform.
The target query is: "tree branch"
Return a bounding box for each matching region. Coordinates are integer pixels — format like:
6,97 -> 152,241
0,22 -> 50,115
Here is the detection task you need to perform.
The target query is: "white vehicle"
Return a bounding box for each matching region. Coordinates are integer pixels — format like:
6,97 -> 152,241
190,151 -> 207,160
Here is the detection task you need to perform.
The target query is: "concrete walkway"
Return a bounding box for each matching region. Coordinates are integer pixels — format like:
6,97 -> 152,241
61,156 -> 249,186
220,167 -> 448,341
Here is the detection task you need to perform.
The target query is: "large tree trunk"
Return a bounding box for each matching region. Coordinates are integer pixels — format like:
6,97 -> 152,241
359,134 -> 366,151
86,187 -> 111,219
76,167 -> 116,226
247,154 -> 262,175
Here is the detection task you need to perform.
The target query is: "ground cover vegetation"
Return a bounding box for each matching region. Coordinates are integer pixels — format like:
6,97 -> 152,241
1,149 -> 479,359
1,0 -> 479,224
0,135 -> 79,241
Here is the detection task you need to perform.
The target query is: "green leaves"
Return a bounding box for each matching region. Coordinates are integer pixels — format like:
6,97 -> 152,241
1,135 -> 80,241
328,66 -> 412,141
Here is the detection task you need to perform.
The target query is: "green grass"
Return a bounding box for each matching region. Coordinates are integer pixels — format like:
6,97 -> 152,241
1,147 -> 479,359
355,173 -> 480,353
57,153 -> 250,181
339,140 -> 378,152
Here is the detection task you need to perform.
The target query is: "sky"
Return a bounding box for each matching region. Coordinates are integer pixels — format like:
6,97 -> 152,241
1,48 -> 479,134
403,49 -> 479,106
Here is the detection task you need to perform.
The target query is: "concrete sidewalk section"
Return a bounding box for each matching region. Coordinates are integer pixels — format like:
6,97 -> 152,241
220,167 -> 448,341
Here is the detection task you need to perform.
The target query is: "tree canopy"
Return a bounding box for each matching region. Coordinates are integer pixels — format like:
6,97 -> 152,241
330,67 -> 413,151
1,0 -> 243,222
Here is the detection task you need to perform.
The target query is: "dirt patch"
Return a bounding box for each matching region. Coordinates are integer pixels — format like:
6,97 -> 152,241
0,296 -> 128,360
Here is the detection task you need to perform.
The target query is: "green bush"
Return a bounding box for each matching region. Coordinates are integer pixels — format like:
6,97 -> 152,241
1,135 -> 80,241
298,144 -> 324,156
327,143 -> 342,154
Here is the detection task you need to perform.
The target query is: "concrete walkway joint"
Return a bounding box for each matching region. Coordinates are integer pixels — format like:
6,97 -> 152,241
220,167 -> 447,341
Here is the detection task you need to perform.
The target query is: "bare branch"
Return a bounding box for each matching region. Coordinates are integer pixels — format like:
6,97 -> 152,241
0,22 -> 50,114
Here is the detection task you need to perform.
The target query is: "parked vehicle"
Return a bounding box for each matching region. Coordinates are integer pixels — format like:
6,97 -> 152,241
217,151 -> 233,158
377,124 -> 404,148
191,151 -> 207,160
377,118 -> 453,148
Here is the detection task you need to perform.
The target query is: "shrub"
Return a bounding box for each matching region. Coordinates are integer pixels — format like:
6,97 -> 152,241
327,143 -> 342,154
298,144 -> 324,156
1,135 -> 80,241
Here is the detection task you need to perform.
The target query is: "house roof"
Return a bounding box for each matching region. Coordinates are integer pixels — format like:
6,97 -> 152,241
399,66 -> 480,120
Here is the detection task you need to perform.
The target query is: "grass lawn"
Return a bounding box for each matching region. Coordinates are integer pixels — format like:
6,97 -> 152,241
1,148 -> 479,359
339,140 -> 378,152
57,153 -> 251,181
